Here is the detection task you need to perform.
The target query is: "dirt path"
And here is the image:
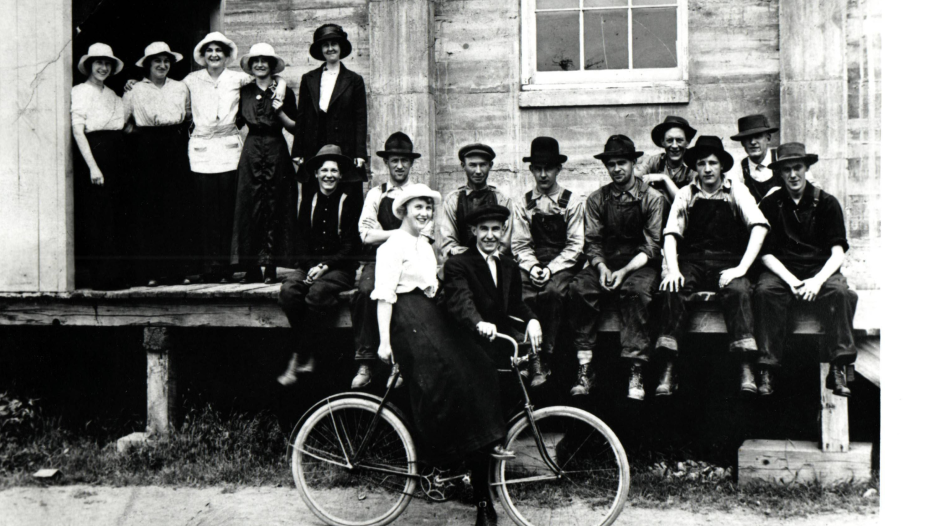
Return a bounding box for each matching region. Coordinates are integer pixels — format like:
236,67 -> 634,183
1,485 -> 879,526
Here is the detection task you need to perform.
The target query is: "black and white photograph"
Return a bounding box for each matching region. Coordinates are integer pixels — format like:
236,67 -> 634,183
1,0 -> 905,524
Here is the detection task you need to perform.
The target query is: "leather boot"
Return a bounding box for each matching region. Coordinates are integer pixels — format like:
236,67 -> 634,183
758,367 -> 774,396
740,362 -> 758,394
628,363 -> 645,401
830,364 -> 851,397
475,500 -> 498,526
569,363 -> 594,396
351,363 -> 372,389
263,265 -> 277,284
529,353 -> 548,388
655,361 -> 675,396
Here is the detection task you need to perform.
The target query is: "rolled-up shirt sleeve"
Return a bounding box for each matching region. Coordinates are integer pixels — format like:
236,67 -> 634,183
439,191 -> 464,258
70,86 -> 88,128
663,187 -> 691,239
733,183 -> 770,231
358,186 -> 383,244
584,192 -> 607,268
510,200 -> 539,272
547,197 -> 585,274
638,189 -> 665,261
371,236 -> 404,304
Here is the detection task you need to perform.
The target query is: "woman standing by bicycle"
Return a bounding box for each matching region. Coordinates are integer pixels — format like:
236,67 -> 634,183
371,184 -> 513,526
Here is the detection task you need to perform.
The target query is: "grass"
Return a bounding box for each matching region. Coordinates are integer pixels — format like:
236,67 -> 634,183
0,399 -> 879,518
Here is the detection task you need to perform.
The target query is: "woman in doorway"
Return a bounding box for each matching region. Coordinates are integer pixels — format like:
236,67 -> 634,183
231,43 -> 299,284
71,43 -> 130,290
372,184 -> 513,526
122,42 -> 193,286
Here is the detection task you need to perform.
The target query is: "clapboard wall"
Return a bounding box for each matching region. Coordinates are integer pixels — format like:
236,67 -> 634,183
0,0 -> 73,292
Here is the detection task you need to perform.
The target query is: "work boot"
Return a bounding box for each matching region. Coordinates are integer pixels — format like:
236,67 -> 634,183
475,500 -> 498,526
829,363 -> 851,397
277,352 -> 300,386
740,362 -> 758,394
569,363 -> 594,396
628,363 -> 645,401
528,353 -> 548,388
351,363 -> 372,389
758,367 -> 774,396
655,361 -> 675,396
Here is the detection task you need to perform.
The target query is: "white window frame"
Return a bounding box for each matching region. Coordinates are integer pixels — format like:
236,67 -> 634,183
519,0 -> 689,107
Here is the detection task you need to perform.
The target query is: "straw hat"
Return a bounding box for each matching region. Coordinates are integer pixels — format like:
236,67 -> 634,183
392,183 -> 442,219
239,43 -> 286,74
77,43 -> 124,76
135,42 -> 183,68
193,32 -> 238,67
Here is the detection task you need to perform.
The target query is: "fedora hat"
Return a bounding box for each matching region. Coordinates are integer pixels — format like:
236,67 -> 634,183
77,43 -> 124,76
593,134 -> 643,161
650,116 -> 698,148
465,204 -> 511,226
135,42 -> 183,68
522,136 -> 567,165
239,43 -> 286,74
683,136 -> 735,173
392,183 -> 443,219
377,132 -> 421,159
309,24 -> 352,61
730,114 -> 779,141
767,142 -> 819,170
193,32 -> 238,67
308,144 -> 353,176
458,143 -> 496,162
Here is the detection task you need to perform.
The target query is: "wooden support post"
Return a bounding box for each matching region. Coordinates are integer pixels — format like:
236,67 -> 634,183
143,327 -> 176,437
820,363 -> 850,452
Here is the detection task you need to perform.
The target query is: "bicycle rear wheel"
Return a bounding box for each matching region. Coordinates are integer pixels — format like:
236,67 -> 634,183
492,406 -> 629,526
291,397 -> 418,526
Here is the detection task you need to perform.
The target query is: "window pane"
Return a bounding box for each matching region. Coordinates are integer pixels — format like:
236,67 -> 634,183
538,0 -> 578,9
632,0 -> 675,6
583,9 -> 628,70
583,0 -> 626,7
537,12 -> 580,71
632,7 -> 677,68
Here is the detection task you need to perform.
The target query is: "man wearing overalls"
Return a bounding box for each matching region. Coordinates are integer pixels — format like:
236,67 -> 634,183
350,132 -> 420,389
656,136 -> 770,396
439,143 -> 513,261
753,143 -> 858,397
511,137 -> 585,387
567,135 -> 666,399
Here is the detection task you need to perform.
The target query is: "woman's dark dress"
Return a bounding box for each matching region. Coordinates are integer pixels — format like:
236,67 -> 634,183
231,83 -> 299,268
390,291 -> 506,466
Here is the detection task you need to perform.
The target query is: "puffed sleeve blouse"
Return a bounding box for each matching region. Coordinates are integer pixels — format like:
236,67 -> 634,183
370,230 -> 438,304
71,82 -> 125,131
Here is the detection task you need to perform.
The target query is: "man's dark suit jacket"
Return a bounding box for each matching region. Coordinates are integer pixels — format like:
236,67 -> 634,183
441,246 -> 538,339
293,63 -> 368,166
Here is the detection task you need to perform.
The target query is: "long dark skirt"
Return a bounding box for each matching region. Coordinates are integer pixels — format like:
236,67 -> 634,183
126,125 -> 195,282
390,292 -> 506,465
73,130 -> 129,289
231,132 -> 298,267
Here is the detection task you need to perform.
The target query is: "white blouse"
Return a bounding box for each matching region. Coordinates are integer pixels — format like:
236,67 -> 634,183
182,69 -> 252,173
71,82 -> 124,132
371,230 -> 438,304
122,78 -> 189,127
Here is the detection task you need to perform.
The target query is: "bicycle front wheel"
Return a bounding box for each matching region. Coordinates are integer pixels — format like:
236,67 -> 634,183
291,397 -> 418,526
492,406 -> 629,526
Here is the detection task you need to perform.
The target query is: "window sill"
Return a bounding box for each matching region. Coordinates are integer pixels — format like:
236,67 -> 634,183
517,81 -> 689,108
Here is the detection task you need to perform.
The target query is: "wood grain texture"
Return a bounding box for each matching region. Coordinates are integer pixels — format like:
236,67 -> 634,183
738,439 -> 872,485
820,363 -> 850,452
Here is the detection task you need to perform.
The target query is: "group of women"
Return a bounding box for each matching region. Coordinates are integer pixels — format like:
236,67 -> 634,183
71,31 -> 311,289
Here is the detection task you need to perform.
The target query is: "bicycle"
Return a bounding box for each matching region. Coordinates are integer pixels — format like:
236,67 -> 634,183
289,332 -> 630,526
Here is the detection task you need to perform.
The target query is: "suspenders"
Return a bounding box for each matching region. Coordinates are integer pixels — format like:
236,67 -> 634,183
309,192 -> 349,234
525,189 -> 572,210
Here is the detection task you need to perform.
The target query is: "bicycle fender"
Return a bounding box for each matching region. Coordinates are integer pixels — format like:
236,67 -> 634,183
288,391 -> 413,446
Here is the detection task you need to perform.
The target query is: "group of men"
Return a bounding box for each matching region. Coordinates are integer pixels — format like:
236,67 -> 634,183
277,113 -> 858,401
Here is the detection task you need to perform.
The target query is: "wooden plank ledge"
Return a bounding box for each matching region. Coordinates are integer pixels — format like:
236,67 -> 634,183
738,439 -> 873,485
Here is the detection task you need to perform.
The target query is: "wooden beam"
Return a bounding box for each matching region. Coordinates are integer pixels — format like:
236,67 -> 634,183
143,327 -> 176,436
738,439 -> 872,485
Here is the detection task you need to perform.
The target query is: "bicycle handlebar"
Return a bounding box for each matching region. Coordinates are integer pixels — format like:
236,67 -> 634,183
493,332 -> 524,363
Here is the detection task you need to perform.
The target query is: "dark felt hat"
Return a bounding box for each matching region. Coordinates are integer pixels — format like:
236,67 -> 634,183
683,136 -> 735,173
376,131 -> 421,159
465,204 -> 511,226
309,24 -> 352,61
767,142 -> 819,170
522,136 -> 567,165
458,143 -> 496,162
308,144 -> 353,176
730,114 -> 779,141
650,116 -> 698,148
593,134 -> 643,161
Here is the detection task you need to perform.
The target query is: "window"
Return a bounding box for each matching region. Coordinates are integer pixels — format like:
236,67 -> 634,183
519,0 -> 689,107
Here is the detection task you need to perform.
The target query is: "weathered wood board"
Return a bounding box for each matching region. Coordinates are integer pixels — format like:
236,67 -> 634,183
738,439 -> 872,485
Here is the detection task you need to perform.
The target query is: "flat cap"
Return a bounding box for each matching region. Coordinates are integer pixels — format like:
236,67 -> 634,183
458,143 -> 496,162
465,204 -> 510,225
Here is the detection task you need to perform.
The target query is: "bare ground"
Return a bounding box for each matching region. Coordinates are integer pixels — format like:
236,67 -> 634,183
0,485 -> 879,526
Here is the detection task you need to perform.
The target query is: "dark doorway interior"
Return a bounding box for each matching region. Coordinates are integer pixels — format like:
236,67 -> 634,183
72,0 -> 219,91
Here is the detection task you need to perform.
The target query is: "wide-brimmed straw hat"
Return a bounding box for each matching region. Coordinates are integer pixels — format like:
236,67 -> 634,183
309,24 -> 353,61
650,116 -> 698,148
193,32 -> 238,67
767,142 -> 819,170
308,144 -> 353,176
523,136 -> 567,165
135,42 -> 183,68
77,43 -> 124,76
377,132 -> 421,159
683,136 -> 735,173
239,43 -> 286,74
392,183 -> 443,219
465,204 -> 511,226
730,114 -> 779,141
593,134 -> 643,161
